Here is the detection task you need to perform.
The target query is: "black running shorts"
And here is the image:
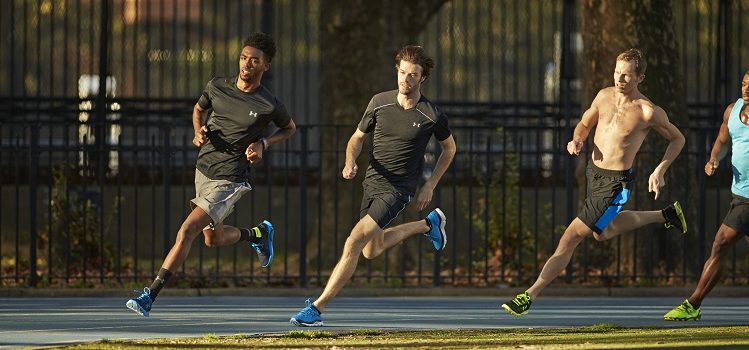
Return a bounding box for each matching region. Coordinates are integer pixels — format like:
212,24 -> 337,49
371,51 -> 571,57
578,163 -> 635,233
360,185 -> 412,229
723,195 -> 749,235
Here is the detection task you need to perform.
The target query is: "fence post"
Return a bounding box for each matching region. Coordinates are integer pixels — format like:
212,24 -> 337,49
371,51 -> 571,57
163,125 -> 172,258
28,124 -> 39,287
299,127 -> 308,287
96,0 -> 110,178
560,0 -> 576,283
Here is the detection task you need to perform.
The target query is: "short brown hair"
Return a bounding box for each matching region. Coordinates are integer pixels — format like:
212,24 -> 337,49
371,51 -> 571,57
395,46 -> 435,79
616,48 -> 646,76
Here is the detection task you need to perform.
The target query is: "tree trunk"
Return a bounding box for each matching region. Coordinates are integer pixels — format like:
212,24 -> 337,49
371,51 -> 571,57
580,0 -> 692,283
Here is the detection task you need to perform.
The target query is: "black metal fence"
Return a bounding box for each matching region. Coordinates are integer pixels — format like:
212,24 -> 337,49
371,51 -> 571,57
0,119 -> 745,288
2,0 -> 749,288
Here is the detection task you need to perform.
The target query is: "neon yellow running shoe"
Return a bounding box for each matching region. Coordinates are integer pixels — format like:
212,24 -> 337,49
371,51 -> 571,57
664,299 -> 701,321
501,291 -> 532,317
663,201 -> 687,234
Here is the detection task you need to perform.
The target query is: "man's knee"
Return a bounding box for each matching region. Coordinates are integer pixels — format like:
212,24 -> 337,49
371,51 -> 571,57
712,225 -> 742,256
361,244 -> 377,260
344,234 -> 368,253
203,231 -> 217,247
176,222 -> 202,243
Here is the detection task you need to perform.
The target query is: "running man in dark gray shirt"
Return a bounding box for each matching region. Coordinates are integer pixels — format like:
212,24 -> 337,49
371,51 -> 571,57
127,32 -> 296,317
291,46 -> 457,327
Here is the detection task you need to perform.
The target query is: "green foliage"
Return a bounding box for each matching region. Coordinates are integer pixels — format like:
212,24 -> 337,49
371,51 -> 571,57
463,128 -> 560,285
37,165 -> 118,279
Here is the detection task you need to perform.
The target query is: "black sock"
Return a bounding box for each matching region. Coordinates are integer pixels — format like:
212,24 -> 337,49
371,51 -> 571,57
661,208 -> 669,221
239,228 -> 252,243
425,218 -> 432,230
148,268 -> 172,300
689,299 -> 701,309
240,226 -> 264,244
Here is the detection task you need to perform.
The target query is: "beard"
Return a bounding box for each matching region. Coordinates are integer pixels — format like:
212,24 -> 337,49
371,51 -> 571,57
240,69 -> 258,82
399,84 -> 418,96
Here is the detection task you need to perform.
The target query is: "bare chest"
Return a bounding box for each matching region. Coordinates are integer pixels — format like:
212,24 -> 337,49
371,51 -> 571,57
597,104 -> 645,136
740,105 -> 749,125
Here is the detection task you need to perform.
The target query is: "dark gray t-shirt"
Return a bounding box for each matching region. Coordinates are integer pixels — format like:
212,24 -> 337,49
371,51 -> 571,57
196,76 -> 292,182
357,90 -> 451,195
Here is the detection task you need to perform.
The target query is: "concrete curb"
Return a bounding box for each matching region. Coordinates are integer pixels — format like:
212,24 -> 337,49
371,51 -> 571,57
1,286 -> 748,298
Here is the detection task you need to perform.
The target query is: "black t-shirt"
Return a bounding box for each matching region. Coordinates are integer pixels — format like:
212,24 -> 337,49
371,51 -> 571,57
357,90 -> 451,195
196,76 -> 292,182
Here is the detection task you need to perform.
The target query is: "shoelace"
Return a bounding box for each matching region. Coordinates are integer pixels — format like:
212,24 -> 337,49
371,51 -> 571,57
512,293 -> 530,306
298,298 -> 319,319
132,287 -> 151,302
132,287 -> 151,296
678,301 -> 692,312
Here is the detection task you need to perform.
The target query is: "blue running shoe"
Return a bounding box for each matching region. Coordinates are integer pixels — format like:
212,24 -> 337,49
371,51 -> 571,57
126,287 -> 153,317
425,208 -> 447,251
251,220 -> 275,268
290,298 -> 323,327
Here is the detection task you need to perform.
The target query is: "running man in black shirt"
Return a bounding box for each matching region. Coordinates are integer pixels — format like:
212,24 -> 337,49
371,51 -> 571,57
127,32 -> 297,317
291,46 -> 456,327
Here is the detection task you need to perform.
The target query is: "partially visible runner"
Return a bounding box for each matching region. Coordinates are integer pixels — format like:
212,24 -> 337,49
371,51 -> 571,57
664,70 -> 749,321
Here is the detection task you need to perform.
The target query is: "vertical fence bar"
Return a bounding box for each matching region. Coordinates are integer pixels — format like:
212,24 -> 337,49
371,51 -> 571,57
561,0 -> 575,283
29,124 -> 39,287
162,125 -> 171,258
299,127 -> 308,286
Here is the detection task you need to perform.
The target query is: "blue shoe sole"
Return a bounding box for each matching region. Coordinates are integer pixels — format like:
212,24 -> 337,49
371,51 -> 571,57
431,208 -> 447,251
126,300 -> 150,317
290,318 -> 323,327
262,220 -> 275,268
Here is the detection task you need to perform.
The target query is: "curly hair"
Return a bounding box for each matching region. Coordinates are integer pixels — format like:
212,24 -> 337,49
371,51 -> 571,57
243,32 -> 277,62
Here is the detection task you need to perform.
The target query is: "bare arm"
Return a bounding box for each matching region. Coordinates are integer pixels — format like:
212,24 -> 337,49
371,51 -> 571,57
706,104 -> 733,176
246,118 -> 297,163
192,103 -> 209,147
648,106 -> 686,199
342,128 -> 368,179
567,91 -> 603,155
415,135 -> 457,211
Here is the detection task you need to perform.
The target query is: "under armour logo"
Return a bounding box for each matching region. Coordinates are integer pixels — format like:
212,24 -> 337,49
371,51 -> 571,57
249,111 -> 258,118
412,122 -> 421,127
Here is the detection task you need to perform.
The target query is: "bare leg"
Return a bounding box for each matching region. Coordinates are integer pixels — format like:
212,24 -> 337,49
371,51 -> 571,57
203,222 -> 243,247
595,210 -> 664,241
313,215 -> 382,311
161,207 -> 213,271
687,225 -> 743,307
362,220 -> 429,259
526,218 -> 591,299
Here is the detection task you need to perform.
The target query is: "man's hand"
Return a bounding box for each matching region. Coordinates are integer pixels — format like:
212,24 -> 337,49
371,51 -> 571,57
705,159 -> 719,176
342,163 -> 358,179
415,185 -> 434,211
648,171 -> 665,200
567,139 -> 583,155
193,125 -> 208,147
245,141 -> 264,164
